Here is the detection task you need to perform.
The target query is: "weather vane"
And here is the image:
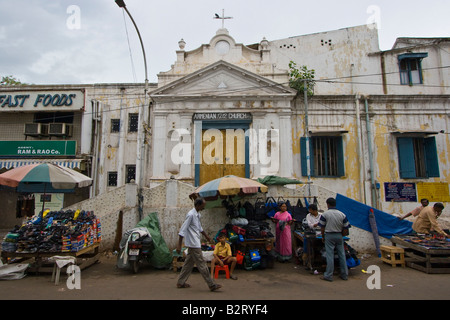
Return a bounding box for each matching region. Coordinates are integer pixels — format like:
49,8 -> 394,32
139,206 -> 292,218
214,9 -> 233,29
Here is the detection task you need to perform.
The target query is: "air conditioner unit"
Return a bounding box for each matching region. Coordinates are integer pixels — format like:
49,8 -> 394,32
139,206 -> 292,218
49,123 -> 73,136
24,123 -> 48,136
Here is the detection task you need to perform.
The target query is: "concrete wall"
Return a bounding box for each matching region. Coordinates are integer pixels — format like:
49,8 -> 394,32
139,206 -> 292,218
270,24 -> 382,95
381,41 -> 450,95
64,183 -> 138,250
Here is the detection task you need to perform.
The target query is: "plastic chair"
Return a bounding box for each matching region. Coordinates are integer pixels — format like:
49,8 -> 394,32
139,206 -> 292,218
51,256 -> 76,285
214,264 -> 230,279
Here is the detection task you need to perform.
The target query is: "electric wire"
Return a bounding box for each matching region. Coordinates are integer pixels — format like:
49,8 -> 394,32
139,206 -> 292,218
122,9 -> 138,83
6,60 -> 449,123
85,64 -> 450,106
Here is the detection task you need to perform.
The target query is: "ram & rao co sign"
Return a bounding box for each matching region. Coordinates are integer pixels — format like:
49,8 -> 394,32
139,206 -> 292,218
0,141 -> 77,157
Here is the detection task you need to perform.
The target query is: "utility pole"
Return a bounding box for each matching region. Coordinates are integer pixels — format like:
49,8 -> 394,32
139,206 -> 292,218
304,79 -> 311,186
115,0 -> 148,219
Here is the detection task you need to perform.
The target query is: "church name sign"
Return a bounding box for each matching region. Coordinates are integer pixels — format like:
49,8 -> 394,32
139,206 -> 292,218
0,90 -> 85,111
192,112 -> 252,121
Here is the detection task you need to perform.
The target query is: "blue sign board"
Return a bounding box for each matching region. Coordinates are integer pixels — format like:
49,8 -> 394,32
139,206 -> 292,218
384,182 -> 417,202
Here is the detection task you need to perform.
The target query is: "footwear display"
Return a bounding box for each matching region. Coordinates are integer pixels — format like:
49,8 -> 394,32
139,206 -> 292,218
1,210 -> 101,253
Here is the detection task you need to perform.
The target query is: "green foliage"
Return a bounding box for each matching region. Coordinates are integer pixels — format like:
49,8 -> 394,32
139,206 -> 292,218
288,61 -> 315,96
1,75 -> 25,86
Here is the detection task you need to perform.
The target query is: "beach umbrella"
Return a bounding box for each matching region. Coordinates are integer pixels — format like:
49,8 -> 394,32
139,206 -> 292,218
0,163 -> 92,212
189,175 -> 268,201
0,162 -> 92,190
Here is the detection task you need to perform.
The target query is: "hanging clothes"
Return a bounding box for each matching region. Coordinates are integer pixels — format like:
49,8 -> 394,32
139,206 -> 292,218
16,194 -> 35,218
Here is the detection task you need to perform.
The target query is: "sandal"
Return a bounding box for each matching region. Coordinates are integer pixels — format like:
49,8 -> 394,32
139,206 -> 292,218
177,283 -> 191,288
209,284 -> 222,292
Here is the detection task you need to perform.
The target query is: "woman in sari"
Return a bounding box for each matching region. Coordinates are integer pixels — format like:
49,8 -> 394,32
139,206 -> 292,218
271,202 -> 294,262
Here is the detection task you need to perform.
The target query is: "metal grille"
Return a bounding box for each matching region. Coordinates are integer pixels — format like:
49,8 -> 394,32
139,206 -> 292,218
312,136 -> 339,176
413,138 -> 426,177
128,113 -> 138,133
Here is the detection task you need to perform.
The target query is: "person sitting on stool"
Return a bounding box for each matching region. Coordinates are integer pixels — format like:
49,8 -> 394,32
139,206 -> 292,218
210,233 -> 238,280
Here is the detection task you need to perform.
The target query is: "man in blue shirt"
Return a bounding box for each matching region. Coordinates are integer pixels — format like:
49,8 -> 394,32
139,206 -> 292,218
318,197 -> 350,282
176,197 -> 222,291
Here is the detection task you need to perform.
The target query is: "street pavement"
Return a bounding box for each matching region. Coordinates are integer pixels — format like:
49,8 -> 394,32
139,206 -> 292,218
0,251 -> 448,303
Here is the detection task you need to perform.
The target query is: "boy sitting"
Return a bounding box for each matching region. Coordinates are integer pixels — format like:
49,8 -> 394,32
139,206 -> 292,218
210,233 -> 238,280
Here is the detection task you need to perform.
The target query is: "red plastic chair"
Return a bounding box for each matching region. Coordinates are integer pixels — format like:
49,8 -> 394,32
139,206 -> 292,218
214,265 -> 230,279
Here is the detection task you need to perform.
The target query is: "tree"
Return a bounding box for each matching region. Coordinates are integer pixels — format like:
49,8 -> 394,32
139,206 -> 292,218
288,61 -> 315,97
1,75 -> 26,86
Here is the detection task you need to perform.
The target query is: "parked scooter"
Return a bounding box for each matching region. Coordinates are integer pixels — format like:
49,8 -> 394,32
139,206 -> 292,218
127,231 -> 154,273
117,227 -> 154,274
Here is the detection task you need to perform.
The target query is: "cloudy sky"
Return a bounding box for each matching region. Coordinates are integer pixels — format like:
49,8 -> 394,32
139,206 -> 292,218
1,0 -> 449,85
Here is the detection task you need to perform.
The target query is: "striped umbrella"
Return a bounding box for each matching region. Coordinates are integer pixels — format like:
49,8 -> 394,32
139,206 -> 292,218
0,163 -> 92,213
0,162 -> 92,191
189,175 -> 268,200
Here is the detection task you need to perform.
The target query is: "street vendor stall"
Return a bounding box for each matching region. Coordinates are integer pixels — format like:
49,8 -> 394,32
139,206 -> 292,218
1,209 -> 102,273
215,220 -> 276,270
0,163 -> 99,273
390,234 -> 450,274
188,175 -> 278,271
293,230 -> 355,271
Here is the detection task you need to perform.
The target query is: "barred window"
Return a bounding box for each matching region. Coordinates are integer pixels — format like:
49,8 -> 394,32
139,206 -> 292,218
128,113 -> 138,133
126,165 -> 136,183
111,119 -> 120,133
108,171 -> 117,186
301,136 -> 345,177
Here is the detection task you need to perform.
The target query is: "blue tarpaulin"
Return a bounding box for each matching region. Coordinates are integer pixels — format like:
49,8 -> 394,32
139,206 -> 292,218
335,194 -> 413,238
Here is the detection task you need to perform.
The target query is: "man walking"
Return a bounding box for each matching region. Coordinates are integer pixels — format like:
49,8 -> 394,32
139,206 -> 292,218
176,197 -> 222,291
318,197 -> 350,281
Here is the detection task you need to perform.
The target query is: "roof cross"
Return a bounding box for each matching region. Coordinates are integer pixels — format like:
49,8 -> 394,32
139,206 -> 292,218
214,9 -> 233,29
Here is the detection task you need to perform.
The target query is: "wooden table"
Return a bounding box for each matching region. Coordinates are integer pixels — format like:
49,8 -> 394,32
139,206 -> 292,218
390,235 -> 450,274
238,238 -> 274,250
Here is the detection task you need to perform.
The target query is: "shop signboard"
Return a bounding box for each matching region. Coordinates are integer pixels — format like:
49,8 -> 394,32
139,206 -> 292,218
416,182 -> 450,202
0,141 -> 77,157
0,90 -> 85,111
34,193 -> 64,215
384,182 -> 417,202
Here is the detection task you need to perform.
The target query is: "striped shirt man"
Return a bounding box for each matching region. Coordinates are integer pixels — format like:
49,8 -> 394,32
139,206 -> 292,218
319,208 -> 350,234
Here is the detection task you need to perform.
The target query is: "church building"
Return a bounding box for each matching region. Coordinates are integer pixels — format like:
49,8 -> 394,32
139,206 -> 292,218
1,21 -> 449,235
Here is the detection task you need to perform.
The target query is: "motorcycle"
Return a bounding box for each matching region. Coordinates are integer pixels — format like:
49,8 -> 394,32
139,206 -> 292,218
127,231 -> 154,273
118,227 -> 154,274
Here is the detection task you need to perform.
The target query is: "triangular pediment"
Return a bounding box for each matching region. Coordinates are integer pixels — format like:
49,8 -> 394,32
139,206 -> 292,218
150,61 -> 296,100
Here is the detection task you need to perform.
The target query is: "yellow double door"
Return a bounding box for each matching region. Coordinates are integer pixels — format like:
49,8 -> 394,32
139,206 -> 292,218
199,128 -> 246,185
